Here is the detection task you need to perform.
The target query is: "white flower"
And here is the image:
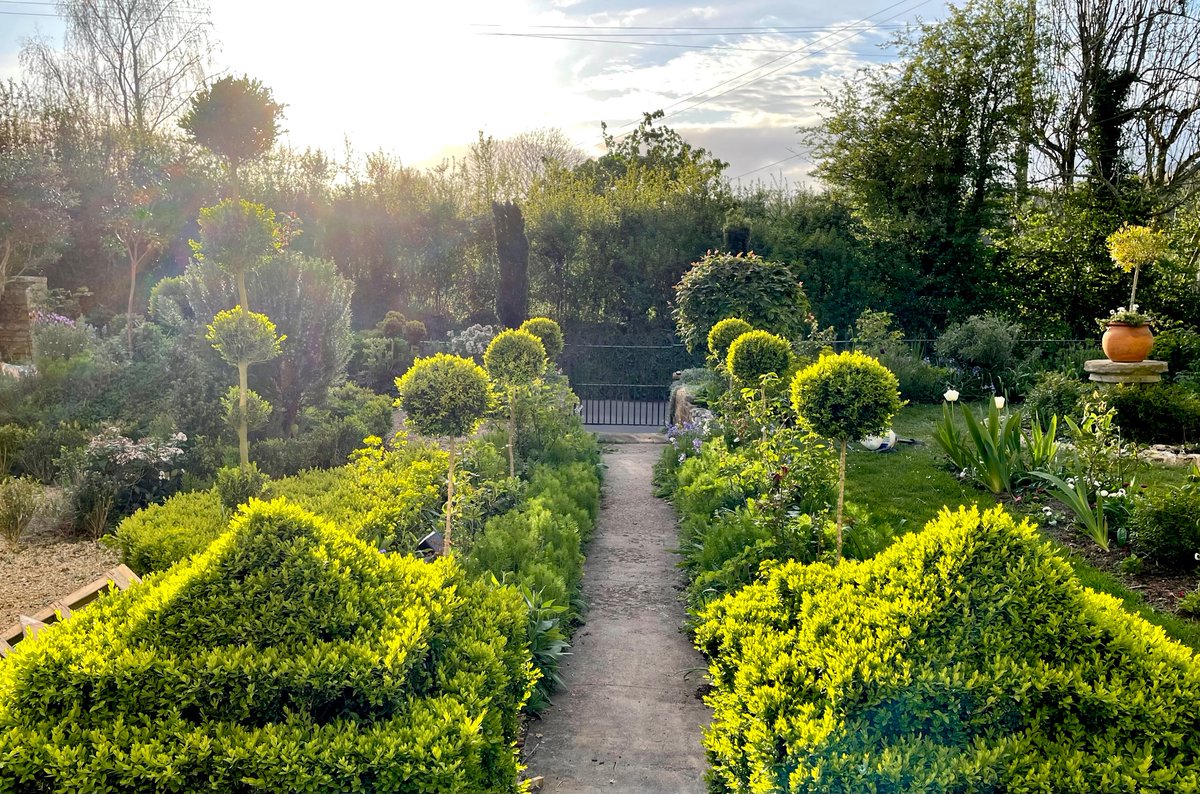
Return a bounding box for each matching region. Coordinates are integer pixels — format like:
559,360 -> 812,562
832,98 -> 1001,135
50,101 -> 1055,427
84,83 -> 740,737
944,389 -> 960,402
994,396 -> 1006,409
1099,490 -> 1109,497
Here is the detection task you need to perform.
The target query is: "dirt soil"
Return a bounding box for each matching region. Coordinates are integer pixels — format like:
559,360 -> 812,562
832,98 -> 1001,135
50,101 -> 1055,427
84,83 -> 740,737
0,523 -> 119,630
527,443 -> 710,794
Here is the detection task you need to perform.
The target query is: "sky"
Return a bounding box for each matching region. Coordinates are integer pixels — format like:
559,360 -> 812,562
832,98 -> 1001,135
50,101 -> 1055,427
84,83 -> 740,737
0,0 -> 951,187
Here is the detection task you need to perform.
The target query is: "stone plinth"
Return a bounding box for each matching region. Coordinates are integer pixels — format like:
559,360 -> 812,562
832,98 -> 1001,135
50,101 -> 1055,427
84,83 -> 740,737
1084,358 -> 1168,384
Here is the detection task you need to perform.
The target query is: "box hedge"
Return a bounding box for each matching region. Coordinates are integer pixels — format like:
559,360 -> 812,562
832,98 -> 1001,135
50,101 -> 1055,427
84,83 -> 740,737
0,498 -> 534,793
696,506 -> 1200,793
111,439 -> 445,574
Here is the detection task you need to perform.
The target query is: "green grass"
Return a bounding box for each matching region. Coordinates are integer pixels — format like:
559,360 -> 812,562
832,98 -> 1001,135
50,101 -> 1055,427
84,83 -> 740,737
846,403 -> 1200,651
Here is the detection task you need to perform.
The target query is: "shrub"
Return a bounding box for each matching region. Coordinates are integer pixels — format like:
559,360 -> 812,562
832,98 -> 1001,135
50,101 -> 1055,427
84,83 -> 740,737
706,318 -> 754,365
1152,326 -> 1200,381
107,488 -> 227,574
1024,371 -> 1086,423
673,251 -> 810,353
0,423 -> 32,476
696,506 -> 1200,793
0,499 -> 535,792
790,352 -> 902,557
878,350 -> 951,403
0,476 -> 43,548
936,313 -> 1021,388
726,330 -> 792,388
15,421 -> 91,484
446,324 -> 500,358
215,462 -> 268,510
1111,383 -> 1200,445
486,329 -> 548,477
518,317 -> 564,360
1129,485 -> 1200,568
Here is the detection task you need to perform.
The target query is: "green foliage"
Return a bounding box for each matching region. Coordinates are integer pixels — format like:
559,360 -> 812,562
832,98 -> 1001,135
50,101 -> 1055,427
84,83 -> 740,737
790,351 -> 902,443
190,199 -> 281,278
0,423 -> 32,476
403,319 -> 427,347
395,354 -> 493,439
377,310 -> 406,338
1151,326 -> 1200,381
0,476 -> 43,548
215,463 -> 268,510
179,75 -> 283,173
936,313 -> 1021,388
484,329 -> 547,385
517,583 -> 571,712
0,499 -> 535,792
518,317 -> 563,359
1112,383 -> 1200,445
15,421 -> 91,483
221,384 -> 271,432
706,317 -> 754,364
673,251 -> 810,353
1024,371 -> 1086,423
111,438 -> 446,574
206,306 -> 285,367
1130,484 -> 1200,568
696,505 -> 1200,793
725,330 -> 792,387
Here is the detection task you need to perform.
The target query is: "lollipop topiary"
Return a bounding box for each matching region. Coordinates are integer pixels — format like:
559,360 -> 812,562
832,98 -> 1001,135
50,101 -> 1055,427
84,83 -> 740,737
791,351 -> 902,560
707,317 -> 754,368
191,199 -> 281,310
207,307 -> 285,469
395,354 -> 493,549
519,317 -> 564,361
727,330 -> 794,441
485,329 -> 548,477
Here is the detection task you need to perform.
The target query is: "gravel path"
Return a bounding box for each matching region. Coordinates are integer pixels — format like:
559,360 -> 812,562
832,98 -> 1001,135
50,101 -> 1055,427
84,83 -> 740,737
0,530 -> 119,629
528,443 -> 710,793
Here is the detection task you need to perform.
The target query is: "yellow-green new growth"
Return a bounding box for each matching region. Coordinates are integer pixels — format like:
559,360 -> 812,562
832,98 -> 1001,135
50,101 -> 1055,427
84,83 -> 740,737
1106,224 -> 1170,310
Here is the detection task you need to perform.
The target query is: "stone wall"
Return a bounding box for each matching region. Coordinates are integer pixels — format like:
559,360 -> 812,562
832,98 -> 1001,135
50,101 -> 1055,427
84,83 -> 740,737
0,276 -> 48,363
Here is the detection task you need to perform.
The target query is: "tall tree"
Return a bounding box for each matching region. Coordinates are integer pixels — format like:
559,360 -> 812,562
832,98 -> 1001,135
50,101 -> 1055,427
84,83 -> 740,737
0,144 -> 74,304
179,75 -> 283,198
20,0 -> 214,134
493,201 -> 529,328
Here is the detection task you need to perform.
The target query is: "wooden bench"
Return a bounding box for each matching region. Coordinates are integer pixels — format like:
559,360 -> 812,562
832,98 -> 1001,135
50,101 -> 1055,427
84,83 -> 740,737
0,564 -> 141,658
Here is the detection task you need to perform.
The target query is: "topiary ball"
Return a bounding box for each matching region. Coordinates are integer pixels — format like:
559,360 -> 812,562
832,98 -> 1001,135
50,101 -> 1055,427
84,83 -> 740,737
519,317 -> 564,360
402,319 -> 427,347
206,307 -> 285,367
727,330 -> 793,387
707,318 -> 754,364
790,351 -> 902,442
377,311 -> 406,339
484,329 -> 547,387
395,353 -> 493,439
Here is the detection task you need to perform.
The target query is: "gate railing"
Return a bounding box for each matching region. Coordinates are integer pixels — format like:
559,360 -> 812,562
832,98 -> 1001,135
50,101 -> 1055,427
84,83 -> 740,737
572,383 -> 671,427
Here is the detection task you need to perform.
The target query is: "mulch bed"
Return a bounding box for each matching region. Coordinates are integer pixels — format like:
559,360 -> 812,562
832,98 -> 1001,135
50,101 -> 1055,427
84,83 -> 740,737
0,525 -> 119,630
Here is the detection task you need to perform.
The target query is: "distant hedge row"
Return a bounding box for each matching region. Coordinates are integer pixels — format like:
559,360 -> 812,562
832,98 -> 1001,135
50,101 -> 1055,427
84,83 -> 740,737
0,499 -> 534,792
696,506 -> 1200,793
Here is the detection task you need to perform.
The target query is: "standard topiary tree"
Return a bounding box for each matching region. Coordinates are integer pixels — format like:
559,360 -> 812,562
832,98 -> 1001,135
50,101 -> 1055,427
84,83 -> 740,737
673,251 -> 810,353
395,354 -> 493,550
791,351 -> 902,560
179,75 -> 283,199
403,319 -> 427,348
208,307 -> 285,470
485,329 -> 547,477
707,317 -> 754,367
728,330 -> 793,441
519,317 -> 564,361
191,199 -> 281,311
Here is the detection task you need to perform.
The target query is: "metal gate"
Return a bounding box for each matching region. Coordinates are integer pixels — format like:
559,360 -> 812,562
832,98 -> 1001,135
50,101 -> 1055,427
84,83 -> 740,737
561,343 -> 701,427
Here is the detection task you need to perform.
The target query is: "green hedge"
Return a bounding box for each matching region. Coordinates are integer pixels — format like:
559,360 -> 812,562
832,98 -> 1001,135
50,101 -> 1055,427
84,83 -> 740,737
111,439 -> 445,575
0,499 -> 534,793
696,506 -> 1200,793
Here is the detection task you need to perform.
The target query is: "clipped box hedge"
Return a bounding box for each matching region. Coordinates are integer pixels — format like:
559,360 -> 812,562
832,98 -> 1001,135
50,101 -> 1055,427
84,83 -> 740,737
111,440 -> 445,575
696,506 -> 1200,793
0,499 -> 534,793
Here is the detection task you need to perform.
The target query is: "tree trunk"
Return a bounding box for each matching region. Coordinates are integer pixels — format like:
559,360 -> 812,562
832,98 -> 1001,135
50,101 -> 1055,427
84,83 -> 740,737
836,439 -> 847,562
237,270 -> 250,313
238,361 -> 250,469
126,257 -> 138,356
445,436 -> 456,552
508,388 -> 517,478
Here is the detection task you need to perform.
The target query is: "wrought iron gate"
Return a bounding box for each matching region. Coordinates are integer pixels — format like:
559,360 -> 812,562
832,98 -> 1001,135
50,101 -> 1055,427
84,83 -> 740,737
561,343 -> 700,427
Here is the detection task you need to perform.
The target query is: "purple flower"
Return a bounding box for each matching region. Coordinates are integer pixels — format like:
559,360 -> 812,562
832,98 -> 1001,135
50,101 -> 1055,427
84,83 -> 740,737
692,438 -> 702,452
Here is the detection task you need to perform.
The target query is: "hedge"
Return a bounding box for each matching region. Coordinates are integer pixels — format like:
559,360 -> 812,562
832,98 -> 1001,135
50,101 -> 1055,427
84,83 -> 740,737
111,438 -> 445,575
0,499 -> 534,793
696,505 -> 1200,793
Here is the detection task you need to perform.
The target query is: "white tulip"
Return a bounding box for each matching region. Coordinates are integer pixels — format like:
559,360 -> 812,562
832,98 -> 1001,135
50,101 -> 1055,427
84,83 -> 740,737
994,396 -> 1006,409
944,389 -> 960,402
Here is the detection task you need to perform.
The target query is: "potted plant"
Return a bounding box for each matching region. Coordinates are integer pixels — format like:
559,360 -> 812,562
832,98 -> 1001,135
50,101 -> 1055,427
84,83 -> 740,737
1100,224 -> 1170,363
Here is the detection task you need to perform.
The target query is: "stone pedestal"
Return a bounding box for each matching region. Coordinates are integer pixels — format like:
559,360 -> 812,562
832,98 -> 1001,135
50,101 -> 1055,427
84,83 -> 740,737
0,276 -> 48,363
1084,359 -> 1168,384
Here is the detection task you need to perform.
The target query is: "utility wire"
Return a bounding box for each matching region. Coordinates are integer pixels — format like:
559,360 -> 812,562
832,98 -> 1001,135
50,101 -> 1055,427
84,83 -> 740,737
731,152 -> 808,179
477,31 -> 895,56
470,22 -> 908,31
601,0 -> 927,137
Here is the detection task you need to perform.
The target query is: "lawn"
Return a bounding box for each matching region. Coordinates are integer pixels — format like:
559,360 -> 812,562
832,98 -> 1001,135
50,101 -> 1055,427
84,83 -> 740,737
845,403 -> 1200,651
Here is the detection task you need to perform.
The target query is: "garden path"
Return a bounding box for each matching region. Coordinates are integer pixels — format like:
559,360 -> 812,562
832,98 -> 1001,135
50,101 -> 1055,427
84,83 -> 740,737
528,443 -> 710,793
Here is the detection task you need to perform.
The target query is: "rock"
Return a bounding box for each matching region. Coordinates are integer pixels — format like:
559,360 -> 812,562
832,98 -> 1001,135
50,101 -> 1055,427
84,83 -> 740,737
1083,359 -> 1168,384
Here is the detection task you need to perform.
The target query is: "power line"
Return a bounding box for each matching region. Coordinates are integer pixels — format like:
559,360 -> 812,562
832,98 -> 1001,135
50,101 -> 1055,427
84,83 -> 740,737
471,22 -> 908,31
614,0 -> 932,134
731,152 -> 808,179
477,31 -> 896,56
472,26 -> 903,38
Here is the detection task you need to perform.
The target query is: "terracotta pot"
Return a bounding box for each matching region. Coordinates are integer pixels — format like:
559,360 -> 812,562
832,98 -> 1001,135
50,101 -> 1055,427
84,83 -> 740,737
1102,322 -> 1153,363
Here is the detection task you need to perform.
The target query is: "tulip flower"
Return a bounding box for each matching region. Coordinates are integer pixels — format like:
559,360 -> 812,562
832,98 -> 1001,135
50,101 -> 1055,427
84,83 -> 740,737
994,396 -> 1006,409
944,389 -> 960,402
